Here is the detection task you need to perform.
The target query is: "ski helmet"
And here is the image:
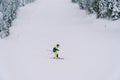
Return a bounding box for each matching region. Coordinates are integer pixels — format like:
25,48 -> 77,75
56,44 -> 60,47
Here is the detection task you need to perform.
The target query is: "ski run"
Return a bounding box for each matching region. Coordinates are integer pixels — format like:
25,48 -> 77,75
0,0 -> 120,80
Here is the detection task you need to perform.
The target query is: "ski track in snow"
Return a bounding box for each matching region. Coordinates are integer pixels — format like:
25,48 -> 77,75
0,0 -> 120,80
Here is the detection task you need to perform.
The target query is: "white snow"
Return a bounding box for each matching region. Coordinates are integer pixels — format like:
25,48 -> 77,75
0,0 -> 120,80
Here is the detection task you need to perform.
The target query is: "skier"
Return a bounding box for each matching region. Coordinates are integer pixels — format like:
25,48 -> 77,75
53,44 -> 60,58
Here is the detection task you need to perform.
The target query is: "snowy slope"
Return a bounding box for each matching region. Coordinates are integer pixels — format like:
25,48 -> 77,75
0,0 -> 120,80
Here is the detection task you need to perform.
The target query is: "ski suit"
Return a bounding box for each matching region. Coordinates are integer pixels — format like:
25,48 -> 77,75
53,45 -> 59,58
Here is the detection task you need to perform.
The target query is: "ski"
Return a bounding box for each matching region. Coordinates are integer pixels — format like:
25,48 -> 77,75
51,57 -> 64,60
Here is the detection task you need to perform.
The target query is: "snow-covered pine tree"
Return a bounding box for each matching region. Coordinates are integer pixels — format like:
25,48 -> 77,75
78,0 -> 120,20
107,0 -> 113,18
78,0 -> 88,9
97,0 -> 108,18
18,0 -> 35,6
111,0 -> 120,20
86,0 -> 95,13
0,0 -> 35,38
78,0 -> 99,13
72,0 -> 78,3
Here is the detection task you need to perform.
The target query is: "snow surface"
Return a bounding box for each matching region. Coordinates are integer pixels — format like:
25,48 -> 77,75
0,0 -> 120,80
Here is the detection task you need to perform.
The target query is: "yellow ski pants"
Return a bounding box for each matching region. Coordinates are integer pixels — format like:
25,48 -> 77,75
54,52 -> 59,58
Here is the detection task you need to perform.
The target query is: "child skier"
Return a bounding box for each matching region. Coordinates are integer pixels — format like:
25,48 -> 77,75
53,44 -> 60,58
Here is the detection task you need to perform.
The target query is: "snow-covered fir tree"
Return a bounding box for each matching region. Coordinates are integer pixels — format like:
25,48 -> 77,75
0,0 -> 34,38
77,0 -> 120,20
78,0 -> 88,9
111,0 -> 120,20
72,0 -> 78,3
98,0 -> 108,18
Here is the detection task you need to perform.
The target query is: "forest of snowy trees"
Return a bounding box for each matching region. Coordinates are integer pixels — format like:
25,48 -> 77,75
0,0 -> 34,38
1,0 -> 120,38
72,0 -> 120,20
